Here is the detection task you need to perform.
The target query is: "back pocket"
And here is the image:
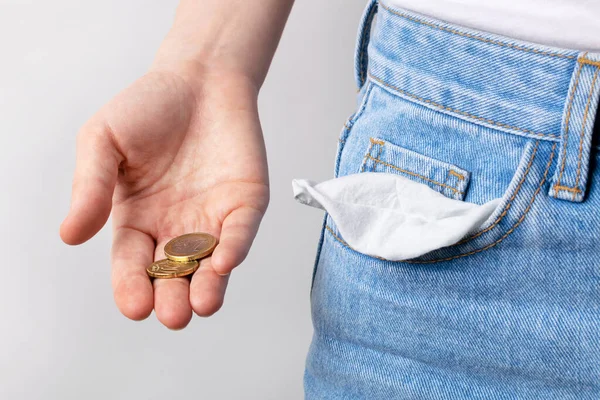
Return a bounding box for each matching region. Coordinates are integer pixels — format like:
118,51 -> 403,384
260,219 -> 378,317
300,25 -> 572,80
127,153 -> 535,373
359,137 -> 471,201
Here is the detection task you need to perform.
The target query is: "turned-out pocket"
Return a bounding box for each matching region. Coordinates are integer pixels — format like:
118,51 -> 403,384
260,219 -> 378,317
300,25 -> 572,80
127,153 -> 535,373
317,134 -> 551,263
294,172 -> 501,261
307,80 -> 554,266
359,137 -> 471,201
294,135 -> 512,261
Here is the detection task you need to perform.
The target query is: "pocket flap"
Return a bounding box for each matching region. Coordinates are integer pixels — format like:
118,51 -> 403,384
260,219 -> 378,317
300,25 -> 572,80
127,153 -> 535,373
360,137 -> 470,200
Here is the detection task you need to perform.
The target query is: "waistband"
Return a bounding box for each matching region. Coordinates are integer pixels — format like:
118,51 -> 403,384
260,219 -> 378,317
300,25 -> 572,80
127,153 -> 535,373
354,0 -> 600,203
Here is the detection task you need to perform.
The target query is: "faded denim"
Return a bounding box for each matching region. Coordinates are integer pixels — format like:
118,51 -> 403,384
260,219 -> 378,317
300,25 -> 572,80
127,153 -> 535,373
304,1 -> 600,398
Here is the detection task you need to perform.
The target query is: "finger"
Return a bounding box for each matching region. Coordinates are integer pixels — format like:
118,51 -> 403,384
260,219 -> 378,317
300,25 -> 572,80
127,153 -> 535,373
190,257 -> 230,317
153,239 -> 193,330
211,206 -> 263,276
111,227 -> 154,321
153,278 -> 193,330
60,123 -> 123,245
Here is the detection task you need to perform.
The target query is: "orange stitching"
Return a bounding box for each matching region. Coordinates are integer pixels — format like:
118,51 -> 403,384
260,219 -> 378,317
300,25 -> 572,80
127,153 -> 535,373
444,170 -> 464,199
553,185 -> 582,193
442,170 -> 453,198
454,141 -> 538,245
449,170 -> 465,180
368,73 -> 559,139
572,66 -> 600,197
375,141 -> 384,160
580,59 -> 600,68
555,55 -> 586,189
370,138 -> 385,145
442,170 -> 464,199
443,170 -> 451,185
379,2 -> 575,60
368,155 -> 463,194
324,143 -> 556,264
360,140 -> 376,173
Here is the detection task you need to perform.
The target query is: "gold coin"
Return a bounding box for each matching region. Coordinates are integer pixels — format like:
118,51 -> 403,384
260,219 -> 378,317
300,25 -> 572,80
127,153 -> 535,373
164,232 -> 217,262
146,258 -> 199,279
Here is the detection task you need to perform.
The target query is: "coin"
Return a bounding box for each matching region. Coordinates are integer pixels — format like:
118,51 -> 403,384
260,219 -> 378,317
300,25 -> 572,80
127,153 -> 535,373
146,258 -> 199,279
164,232 -> 217,262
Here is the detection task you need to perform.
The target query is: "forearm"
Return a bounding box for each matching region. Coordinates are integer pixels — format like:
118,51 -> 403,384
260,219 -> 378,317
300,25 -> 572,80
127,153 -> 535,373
152,0 -> 294,91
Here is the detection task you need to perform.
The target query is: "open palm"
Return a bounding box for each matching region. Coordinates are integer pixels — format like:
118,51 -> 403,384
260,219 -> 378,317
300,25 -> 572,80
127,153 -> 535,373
60,70 -> 269,329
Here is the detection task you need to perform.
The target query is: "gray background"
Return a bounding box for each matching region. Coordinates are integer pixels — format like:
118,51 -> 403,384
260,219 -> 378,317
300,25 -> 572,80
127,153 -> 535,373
0,0 -> 364,399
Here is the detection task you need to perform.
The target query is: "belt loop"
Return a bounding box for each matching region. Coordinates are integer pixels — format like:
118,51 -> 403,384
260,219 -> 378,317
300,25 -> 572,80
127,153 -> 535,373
354,0 -> 378,90
549,51 -> 600,202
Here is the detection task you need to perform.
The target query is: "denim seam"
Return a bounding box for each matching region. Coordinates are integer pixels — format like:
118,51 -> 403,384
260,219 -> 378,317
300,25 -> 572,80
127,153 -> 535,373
347,80 -> 375,129
367,155 -> 463,195
554,58 -> 585,192
379,1 -> 575,60
324,142 -> 555,264
369,72 -> 559,140
342,80 -> 376,176
310,213 -> 328,294
572,66 -> 600,197
360,140 -> 376,173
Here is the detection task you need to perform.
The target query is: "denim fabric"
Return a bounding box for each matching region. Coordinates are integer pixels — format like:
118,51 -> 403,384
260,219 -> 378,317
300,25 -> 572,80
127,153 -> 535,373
304,1 -> 600,398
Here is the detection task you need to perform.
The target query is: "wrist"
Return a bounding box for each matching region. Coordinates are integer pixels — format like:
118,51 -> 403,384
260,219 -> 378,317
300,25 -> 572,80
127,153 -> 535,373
150,28 -> 265,95
149,0 -> 292,95
146,60 -> 260,121
151,58 -> 259,97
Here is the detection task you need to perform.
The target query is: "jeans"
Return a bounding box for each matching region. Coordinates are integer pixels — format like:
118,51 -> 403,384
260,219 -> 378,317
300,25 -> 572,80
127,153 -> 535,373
304,1 -> 600,398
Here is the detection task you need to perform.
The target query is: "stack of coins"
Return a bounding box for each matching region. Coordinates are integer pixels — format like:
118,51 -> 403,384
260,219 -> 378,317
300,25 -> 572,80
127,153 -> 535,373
146,232 -> 217,279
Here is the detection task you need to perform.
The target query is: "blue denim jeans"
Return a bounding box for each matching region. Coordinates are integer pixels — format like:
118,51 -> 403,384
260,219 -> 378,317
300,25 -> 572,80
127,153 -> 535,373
304,1 -> 600,398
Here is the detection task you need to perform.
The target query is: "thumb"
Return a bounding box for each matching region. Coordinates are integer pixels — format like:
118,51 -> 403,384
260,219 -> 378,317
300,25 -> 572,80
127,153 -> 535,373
60,122 -> 122,245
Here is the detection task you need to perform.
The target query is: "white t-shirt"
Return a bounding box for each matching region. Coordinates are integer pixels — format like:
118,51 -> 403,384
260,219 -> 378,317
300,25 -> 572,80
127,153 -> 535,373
386,0 -> 600,52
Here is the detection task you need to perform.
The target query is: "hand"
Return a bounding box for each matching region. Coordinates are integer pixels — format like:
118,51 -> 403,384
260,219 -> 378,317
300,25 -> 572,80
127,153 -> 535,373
60,69 -> 269,329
